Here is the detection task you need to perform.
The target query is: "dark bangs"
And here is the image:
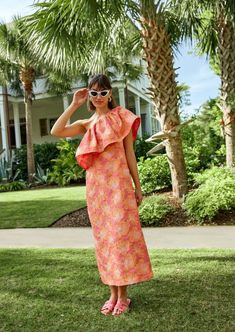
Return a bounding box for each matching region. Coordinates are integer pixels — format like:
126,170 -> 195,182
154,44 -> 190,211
88,74 -> 112,90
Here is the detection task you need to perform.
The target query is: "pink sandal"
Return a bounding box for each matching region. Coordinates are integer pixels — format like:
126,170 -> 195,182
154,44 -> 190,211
112,298 -> 132,316
100,299 -> 117,315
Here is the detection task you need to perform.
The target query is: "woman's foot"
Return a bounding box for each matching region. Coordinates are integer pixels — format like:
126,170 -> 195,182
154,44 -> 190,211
100,298 -> 117,315
112,298 -> 132,316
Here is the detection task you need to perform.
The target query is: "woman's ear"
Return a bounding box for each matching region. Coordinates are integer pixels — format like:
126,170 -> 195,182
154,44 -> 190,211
108,90 -> 112,101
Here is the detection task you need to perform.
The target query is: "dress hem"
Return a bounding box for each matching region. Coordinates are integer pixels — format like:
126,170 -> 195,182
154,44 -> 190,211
100,272 -> 154,286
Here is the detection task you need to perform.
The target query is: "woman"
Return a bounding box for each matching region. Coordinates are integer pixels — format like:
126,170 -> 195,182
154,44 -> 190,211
51,74 -> 154,316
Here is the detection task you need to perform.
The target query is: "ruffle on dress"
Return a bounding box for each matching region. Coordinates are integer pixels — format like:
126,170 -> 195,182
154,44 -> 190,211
75,106 -> 141,170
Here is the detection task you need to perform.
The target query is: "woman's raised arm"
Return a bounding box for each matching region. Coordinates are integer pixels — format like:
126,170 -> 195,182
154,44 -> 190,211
50,88 -> 88,137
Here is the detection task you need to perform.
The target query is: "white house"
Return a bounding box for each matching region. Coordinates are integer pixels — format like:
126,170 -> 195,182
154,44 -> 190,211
0,62 -> 160,162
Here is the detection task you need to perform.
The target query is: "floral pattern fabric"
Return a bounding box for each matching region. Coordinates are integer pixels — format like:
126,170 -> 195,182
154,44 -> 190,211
75,106 -> 154,286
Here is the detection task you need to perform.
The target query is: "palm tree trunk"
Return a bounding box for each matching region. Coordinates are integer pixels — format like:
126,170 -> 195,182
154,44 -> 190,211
2,86 -> 11,154
124,78 -> 129,109
140,3 -> 188,198
217,8 -> 235,168
20,66 -> 36,183
25,95 -> 35,183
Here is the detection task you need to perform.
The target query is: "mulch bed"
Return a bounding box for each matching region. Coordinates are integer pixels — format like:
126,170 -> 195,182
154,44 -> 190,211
50,189 -> 235,228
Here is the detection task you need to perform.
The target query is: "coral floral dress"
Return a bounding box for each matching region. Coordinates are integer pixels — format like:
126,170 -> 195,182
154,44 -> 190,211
75,105 -> 154,286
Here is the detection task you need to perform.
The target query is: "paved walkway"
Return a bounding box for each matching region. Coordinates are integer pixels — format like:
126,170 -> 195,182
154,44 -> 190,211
0,226 -> 234,249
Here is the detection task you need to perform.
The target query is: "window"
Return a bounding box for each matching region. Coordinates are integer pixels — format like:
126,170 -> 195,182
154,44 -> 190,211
140,113 -> 147,134
151,116 -> 161,135
49,118 -> 57,131
39,118 -> 48,136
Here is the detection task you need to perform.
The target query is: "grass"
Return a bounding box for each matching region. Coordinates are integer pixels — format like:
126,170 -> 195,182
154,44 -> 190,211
0,248 -> 234,332
0,186 -> 86,228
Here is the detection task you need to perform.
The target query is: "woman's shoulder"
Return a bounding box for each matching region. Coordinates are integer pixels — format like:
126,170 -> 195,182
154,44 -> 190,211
82,114 -> 97,132
81,105 -> 138,132
75,105 -> 141,169
82,105 -> 123,131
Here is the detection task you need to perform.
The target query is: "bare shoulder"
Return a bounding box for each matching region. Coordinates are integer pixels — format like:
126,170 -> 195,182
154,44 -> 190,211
82,114 -> 98,131
74,116 -> 94,132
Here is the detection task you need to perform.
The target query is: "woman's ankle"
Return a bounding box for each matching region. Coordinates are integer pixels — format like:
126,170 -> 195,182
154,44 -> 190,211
118,296 -> 128,302
109,295 -> 118,301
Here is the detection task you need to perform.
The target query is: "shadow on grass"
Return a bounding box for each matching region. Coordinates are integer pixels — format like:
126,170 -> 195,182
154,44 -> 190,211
0,249 -> 234,332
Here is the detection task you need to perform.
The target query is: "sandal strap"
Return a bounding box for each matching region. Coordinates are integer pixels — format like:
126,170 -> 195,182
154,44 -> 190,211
101,300 -> 116,310
114,299 -> 131,312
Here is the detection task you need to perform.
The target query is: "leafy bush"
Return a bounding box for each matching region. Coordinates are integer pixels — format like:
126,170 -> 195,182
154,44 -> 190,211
48,139 -> 85,186
183,145 -> 202,184
137,155 -> 171,194
192,166 -> 235,186
0,180 -> 27,192
139,195 -> 174,226
181,98 -> 226,176
33,162 -> 51,184
0,155 -> 22,182
135,132 -> 158,161
183,167 -> 235,223
14,142 -> 60,181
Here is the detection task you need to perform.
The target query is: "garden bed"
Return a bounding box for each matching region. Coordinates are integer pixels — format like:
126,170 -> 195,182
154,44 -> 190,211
50,190 -> 235,228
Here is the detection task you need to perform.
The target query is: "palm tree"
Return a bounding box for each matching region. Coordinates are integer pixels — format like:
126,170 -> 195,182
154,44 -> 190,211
0,19 -> 39,183
0,57 -> 20,161
22,0 -> 203,198
173,0 -> 235,168
136,0 -> 190,198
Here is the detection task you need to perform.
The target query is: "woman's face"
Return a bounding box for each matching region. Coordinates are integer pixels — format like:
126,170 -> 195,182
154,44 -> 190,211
89,83 -> 112,108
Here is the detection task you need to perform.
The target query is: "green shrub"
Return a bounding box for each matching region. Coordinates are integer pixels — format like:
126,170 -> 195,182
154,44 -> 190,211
135,132 -> 158,161
48,139 -> 85,186
33,162 -> 51,184
0,180 -> 27,192
137,155 -> 171,194
139,195 -> 174,226
192,166 -> 235,186
183,145 -> 202,184
14,142 -> 60,181
183,167 -> 235,223
181,98 -> 226,175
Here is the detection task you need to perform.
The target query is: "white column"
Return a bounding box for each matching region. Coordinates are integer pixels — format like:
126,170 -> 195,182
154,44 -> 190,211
62,95 -> 71,140
147,103 -> 152,135
118,87 -> 126,108
13,103 -> 21,148
0,94 -> 10,161
134,95 -> 142,138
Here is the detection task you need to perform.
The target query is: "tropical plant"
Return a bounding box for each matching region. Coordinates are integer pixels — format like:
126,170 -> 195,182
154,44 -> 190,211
183,166 -> 235,223
33,162 -> 50,184
0,18 -> 38,183
181,98 -> 226,172
21,0 -> 204,198
138,155 -> 172,194
173,0 -> 235,168
139,195 -> 174,226
0,155 -> 21,182
0,180 -> 27,192
0,17 -> 79,183
48,139 -> 86,186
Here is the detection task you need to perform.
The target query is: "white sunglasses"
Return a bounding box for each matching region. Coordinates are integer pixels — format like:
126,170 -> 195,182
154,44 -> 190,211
88,89 -> 110,97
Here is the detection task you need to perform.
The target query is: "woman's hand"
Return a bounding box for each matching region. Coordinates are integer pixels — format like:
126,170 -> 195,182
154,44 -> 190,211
71,88 -> 88,108
135,187 -> 143,207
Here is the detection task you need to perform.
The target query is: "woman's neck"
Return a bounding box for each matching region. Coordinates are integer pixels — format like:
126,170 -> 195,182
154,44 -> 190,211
95,106 -> 110,116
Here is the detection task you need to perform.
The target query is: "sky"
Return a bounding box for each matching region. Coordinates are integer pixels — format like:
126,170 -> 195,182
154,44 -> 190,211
0,0 -> 221,116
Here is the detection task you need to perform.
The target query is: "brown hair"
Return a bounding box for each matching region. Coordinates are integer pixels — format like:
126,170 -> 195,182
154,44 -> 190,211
87,74 -> 116,112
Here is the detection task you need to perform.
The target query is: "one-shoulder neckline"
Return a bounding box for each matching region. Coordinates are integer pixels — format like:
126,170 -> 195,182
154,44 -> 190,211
85,105 -> 122,133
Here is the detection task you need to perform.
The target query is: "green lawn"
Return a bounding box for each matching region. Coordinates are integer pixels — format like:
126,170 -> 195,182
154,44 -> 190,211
0,186 -> 87,228
0,248 -> 234,332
